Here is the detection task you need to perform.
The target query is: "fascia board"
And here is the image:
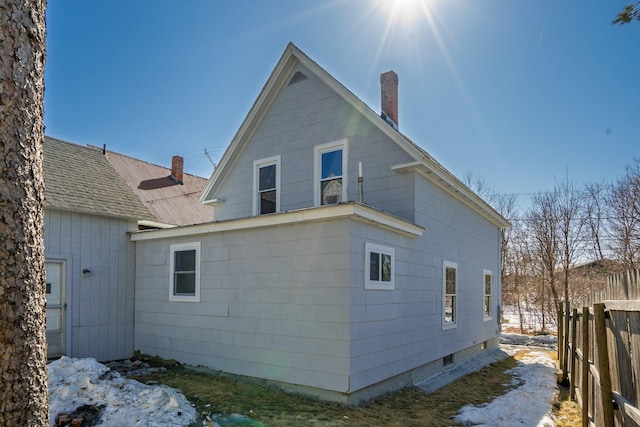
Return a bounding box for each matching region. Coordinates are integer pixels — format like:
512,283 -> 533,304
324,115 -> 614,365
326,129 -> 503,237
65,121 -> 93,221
198,42 -> 427,204
291,48 -> 425,163
392,161 -> 511,229
131,202 -> 424,242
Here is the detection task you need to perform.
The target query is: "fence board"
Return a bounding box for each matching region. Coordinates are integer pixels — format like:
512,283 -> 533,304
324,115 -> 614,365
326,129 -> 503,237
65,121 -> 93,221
611,311 -> 633,407
582,306 -> 590,427
566,270 -> 640,427
612,391 -> 640,426
629,311 -> 640,407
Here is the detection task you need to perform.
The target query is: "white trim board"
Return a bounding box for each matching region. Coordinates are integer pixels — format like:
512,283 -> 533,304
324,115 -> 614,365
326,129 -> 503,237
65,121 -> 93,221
131,202 -> 424,242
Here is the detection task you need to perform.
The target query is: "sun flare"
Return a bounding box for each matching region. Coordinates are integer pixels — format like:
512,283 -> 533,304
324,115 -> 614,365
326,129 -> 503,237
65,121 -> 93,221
378,0 -> 434,27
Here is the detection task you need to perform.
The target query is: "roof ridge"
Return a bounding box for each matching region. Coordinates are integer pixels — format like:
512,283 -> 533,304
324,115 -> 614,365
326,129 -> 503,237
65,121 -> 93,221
96,145 -> 207,181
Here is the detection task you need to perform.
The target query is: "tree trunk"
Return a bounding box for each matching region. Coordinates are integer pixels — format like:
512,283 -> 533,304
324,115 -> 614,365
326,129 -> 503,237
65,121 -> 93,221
0,0 -> 48,425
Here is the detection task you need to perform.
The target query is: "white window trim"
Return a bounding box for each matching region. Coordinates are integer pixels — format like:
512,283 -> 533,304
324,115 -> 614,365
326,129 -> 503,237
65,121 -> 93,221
442,260 -> 457,330
169,242 -> 201,302
313,139 -> 348,207
483,269 -> 492,320
365,242 -> 395,290
252,155 -> 281,216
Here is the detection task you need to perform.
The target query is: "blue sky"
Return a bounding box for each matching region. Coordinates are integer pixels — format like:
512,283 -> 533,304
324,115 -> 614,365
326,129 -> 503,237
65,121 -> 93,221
45,1 -> 639,208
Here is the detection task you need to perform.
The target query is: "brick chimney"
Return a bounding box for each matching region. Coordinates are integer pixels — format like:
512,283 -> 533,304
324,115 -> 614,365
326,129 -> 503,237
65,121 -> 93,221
380,70 -> 398,129
170,155 -> 184,184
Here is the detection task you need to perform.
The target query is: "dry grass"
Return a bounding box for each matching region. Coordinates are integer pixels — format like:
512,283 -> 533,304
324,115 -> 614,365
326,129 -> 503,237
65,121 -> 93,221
132,346 -> 588,426
133,355 -> 519,427
543,350 -> 582,427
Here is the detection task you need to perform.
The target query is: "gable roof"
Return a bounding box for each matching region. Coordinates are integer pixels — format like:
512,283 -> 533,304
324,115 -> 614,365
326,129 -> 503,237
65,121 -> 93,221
200,43 -> 510,229
106,150 -> 213,226
43,136 -> 155,221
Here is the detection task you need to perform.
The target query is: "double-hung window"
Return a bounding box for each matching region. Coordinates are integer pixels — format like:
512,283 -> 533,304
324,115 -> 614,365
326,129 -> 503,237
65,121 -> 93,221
314,140 -> 347,206
483,270 -> 492,319
443,261 -> 457,329
365,243 -> 394,290
253,155 -> 281,215
169,242 -> 200,302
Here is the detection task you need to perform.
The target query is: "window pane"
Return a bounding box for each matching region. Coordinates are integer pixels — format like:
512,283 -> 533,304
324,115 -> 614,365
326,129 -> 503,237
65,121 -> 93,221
484,296 -> 491,315
175,250 -> 195,272
260,190 -> 276,214
445,296 -> 456,322
321,178 -> 342,205
259,164 -> 276,191
381,254 -> 391,282
484,274 -> 491,295
174,272 -> 195,295
445,267 -> 456,294
321,150 -> 342,180
370,252 -> 380,281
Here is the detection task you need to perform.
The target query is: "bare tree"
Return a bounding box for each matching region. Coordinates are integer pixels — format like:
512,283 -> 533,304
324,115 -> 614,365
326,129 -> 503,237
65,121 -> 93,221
462,171 -> 517,292
554,174 -> 586,381
526,190 -> 560,332
502,218 -> 533,332
606,163 -> 640,269
0,0 -> 48,425
584,181 -> 608,260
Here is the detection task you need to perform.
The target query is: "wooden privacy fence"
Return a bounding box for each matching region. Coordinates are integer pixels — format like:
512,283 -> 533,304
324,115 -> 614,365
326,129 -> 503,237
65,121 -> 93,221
558,270 -> 640,427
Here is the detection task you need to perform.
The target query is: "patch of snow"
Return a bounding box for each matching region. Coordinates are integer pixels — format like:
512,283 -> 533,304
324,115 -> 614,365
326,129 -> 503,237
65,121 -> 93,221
501,332 -> 558,349
48,356 -> 197,427
455,335 -> 559,427
503,308 -> 558,333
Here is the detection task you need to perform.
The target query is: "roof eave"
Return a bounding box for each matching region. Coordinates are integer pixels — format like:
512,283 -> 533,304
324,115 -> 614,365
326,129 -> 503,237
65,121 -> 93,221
391,161 -> 511,229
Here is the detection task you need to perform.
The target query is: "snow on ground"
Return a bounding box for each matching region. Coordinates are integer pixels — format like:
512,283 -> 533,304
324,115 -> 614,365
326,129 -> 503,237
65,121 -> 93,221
48,356 -> 198,427
454,333 -> 559,427
48,333 -> 559,427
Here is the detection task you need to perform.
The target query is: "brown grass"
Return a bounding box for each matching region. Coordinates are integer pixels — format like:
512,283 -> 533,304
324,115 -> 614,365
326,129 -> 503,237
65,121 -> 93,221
542,349 -> 582,427
133,355 -> 519,426
133,347 -> 589,426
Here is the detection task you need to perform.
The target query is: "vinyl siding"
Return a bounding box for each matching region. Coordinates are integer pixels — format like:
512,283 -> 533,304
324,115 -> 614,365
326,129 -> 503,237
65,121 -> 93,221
44,209 -> 138,361
212,64 -> 415,222
134,219 -> 353,392
347,174 -> 501,392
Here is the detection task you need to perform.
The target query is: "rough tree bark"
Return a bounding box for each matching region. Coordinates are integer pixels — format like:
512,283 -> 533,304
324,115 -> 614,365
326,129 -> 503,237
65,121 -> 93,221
0,0 -> 48,425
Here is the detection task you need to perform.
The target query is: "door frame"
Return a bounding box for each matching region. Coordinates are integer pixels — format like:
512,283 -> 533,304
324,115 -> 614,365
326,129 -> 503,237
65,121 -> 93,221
44,255 -> 71,358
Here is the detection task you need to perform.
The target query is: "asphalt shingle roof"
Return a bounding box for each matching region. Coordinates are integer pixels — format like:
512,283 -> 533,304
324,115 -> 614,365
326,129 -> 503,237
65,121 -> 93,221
43,136 -> 155,221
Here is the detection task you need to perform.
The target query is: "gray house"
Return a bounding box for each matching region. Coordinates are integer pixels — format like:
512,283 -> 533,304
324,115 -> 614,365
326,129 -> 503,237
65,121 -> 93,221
43,136 -> 211,361
43,136 -> 154,361
131,43 -> 510,403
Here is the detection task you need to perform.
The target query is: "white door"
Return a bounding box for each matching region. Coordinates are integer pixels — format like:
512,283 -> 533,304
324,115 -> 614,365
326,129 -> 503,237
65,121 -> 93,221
45,261 -> 65,358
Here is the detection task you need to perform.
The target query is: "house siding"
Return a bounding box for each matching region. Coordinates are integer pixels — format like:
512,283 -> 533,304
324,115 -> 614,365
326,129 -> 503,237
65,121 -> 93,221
134,219 -> 353,393
44,209 -> 137,361
346,174 -> 501,393
133,196 -> 501,398
138,44 -> 507,401
211,64 -> 415,222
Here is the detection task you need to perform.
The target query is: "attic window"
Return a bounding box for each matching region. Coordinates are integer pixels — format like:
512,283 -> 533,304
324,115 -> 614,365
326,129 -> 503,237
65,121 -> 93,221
288,71 -> 308,86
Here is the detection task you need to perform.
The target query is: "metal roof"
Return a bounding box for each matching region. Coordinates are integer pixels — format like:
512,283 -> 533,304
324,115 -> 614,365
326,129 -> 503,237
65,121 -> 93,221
106,150 -> 213,226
